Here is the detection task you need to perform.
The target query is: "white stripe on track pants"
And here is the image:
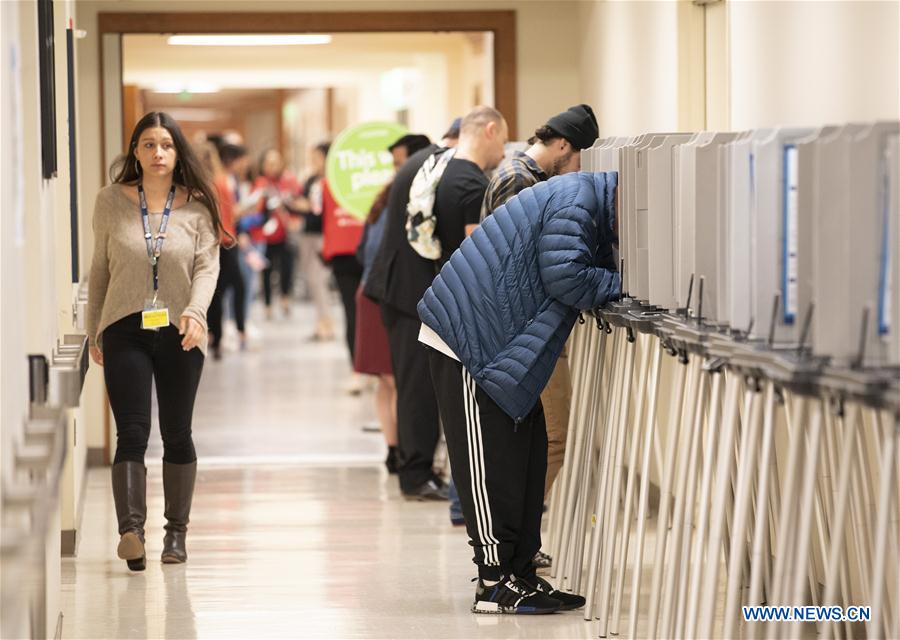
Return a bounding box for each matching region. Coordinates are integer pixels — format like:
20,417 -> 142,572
426,347 -> 548,581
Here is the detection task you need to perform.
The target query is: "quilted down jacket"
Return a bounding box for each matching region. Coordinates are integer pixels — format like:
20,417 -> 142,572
418,171 -> 620,422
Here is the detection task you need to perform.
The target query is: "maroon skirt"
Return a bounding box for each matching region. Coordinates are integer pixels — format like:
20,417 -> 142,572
353,286 -> 393,375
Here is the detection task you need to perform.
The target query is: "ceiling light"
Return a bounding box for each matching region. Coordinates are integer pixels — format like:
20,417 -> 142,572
162,108 -> 224,122
167,34 -> 332,46
151,82 -> 221,94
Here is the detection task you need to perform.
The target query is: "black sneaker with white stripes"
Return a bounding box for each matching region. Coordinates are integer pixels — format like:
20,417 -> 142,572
472,576 -> 562,615
519,575 -> 586,611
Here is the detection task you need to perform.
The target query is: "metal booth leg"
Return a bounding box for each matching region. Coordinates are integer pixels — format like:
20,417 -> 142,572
685,367 -> 726,638
609,333 -> 660,635
660,357 -> 708,638
570,322 -> 611,595
626,342 -> 667,638
554,322 -> 605,584
783,398 -> 825,640
581,324 -> 625,606
744,382 -> 777,640
867,413 -> 899,638
722,379 -> 766,639
646,351 -> 694,636
596,329 -> 645,635
697,369 -> 744,638
821,403 -> 862,640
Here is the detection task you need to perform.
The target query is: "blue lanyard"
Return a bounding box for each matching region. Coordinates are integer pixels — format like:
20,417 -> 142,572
138,184 -> 176,292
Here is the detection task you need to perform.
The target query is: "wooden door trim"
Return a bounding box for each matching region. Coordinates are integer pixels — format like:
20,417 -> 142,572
97,10 -> 518,136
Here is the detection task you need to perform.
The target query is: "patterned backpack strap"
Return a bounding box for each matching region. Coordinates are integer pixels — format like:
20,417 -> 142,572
406,148 -> 456,259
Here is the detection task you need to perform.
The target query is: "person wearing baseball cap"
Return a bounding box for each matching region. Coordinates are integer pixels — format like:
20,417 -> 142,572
477,103 -> 599,574
480,103 -> 599,219
441,117 -> 462,147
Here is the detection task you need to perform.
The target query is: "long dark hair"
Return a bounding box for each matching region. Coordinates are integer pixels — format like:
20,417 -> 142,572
111,111 -> 229,242
367,180 -> 392,225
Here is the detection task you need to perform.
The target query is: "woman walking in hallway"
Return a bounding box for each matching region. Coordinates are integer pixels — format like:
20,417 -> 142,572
87,112 -> 224,571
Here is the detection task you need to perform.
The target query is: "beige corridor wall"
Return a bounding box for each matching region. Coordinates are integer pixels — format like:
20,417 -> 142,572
728,0 -> 900,130
576,0 -> 683,136
577,0 -> 900,136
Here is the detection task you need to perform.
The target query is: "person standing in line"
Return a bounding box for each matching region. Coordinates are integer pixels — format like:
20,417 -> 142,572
365,139 -> 440,494
199,142 -> 246,360
366,107 -> 507,500
355,184 -> 400,471
387,134 -> 432,170
431,115 -> 466,523
322,134 -> 435,396
479,104 -> 599,570
441,117 -> 461,148
354,134 -> 433,473
293,142 -> 336,342
418,171 -> 619,614
253,149 -> 302,320
87,112 -> 224,571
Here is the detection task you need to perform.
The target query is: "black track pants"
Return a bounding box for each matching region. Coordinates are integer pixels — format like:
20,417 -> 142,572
427,347 -> 547,581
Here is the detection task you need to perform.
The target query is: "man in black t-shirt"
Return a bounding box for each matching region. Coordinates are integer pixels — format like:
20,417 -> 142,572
365,107 -> 507,500
434,107 -> 508,260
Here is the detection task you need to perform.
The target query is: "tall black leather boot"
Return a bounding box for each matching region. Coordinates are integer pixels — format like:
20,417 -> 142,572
111,461 -> 147,572
161,461 -> 197,564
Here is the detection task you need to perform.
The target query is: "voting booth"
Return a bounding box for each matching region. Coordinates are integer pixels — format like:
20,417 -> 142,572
674,132 -> 740,320
551,119 -> 900,640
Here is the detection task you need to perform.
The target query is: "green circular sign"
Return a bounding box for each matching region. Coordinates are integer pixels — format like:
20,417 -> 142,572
325,121 -> 408,220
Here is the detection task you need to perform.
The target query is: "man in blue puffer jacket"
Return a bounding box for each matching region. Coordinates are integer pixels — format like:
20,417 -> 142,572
417,170 -> 619,615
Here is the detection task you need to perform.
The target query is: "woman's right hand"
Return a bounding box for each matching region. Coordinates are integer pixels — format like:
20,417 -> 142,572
90,346 -> 104,366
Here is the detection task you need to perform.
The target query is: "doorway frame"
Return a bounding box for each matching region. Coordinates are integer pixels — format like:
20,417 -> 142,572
95,10 -> 516,463
98,10 -> 518,144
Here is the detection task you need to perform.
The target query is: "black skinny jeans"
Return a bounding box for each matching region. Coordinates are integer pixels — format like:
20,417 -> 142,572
103,313 -> 205,465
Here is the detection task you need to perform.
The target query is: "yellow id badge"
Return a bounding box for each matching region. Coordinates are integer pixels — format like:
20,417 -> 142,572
141,300 -> 170,331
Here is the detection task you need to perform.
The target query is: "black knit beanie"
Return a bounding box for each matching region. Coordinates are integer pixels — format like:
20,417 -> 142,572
545,104 -> 599,150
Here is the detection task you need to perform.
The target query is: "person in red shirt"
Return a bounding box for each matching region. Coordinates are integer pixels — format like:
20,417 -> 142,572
321,178 -> 365,377
253,149 -> 302,319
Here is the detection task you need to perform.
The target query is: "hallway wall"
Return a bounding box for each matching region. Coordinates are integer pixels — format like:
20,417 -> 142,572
727,0 -> 899,130
576,0 -> 900,134
2,0 -> 85,636
576,0 -> 684,136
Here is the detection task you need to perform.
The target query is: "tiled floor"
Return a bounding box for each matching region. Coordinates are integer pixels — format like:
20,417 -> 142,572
146,305 -> 380,463
60,304 -> 598,639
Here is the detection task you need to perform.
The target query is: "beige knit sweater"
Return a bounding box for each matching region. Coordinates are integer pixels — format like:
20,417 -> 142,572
87,184 -> 220,355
